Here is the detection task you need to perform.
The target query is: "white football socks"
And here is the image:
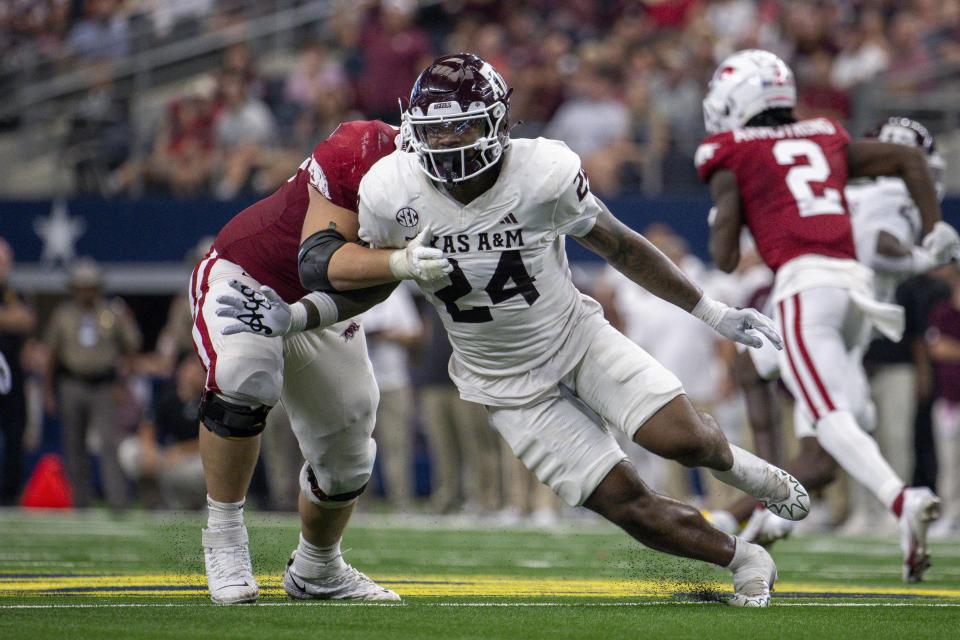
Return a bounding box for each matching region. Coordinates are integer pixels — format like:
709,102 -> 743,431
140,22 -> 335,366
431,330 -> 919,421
816,411 -> 904,509
293,533 -> 347,578
710,444 -> 781,498
206,496 -> 246,530
725,535 -> 752,570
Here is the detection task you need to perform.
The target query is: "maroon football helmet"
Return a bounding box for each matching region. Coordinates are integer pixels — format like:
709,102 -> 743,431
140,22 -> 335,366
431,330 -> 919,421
403,53 -> 511,183
865,116 -> 944,199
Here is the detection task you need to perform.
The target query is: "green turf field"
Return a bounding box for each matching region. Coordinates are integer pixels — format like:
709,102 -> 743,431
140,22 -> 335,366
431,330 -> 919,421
1,509 -> 958,639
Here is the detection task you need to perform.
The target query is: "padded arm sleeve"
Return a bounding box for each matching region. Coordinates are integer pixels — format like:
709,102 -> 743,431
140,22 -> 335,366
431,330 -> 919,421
298,227 -> 348,292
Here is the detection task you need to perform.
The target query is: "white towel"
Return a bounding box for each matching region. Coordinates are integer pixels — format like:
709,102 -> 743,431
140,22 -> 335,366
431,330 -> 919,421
772,255 -> 905,342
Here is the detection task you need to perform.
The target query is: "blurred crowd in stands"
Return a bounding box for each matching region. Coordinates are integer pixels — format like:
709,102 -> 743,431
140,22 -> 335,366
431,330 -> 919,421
3,0 -> 960,197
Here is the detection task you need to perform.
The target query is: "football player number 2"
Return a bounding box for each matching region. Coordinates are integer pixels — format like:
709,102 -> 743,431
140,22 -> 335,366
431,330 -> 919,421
435,250 -> 541,323
773,139 -> 844,217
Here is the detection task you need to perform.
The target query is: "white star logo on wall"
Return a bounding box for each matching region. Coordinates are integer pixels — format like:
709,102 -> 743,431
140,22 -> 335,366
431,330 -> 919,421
33,199 -> 86,265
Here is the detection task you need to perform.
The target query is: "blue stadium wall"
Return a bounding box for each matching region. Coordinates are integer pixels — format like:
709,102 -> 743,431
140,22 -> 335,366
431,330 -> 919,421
4,195 -> 960,266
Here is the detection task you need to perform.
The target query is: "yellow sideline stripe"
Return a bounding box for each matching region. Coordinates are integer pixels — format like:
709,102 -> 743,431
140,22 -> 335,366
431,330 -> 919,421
2,574 -> 960,599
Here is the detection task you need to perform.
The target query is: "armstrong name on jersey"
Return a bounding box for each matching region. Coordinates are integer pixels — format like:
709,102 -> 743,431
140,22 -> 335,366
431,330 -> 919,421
358,137 -> 605,406
731,118 -> 837,143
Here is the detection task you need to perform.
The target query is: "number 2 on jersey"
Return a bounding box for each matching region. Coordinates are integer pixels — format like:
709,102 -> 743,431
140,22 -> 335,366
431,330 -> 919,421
435,250 -> 541,323
773,139 -> 844,217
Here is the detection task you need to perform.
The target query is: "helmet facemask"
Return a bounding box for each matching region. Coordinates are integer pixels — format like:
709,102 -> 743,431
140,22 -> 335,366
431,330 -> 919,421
404,99 -> 509,184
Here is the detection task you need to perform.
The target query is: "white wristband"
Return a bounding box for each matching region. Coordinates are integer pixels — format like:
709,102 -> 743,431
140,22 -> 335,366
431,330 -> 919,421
691,295 -> 727,330
388,250 -> 412,280
290,292 -> 340,333
289,301 -> 308,333
306,292 -> 339,327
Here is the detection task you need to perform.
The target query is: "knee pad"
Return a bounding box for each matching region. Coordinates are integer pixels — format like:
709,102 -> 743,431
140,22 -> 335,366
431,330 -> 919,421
299,462 -> 368,508
199,390 -> 270,438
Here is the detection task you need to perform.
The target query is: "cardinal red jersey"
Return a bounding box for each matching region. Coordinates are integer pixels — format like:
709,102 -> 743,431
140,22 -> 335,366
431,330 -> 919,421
213,120 -> 397,302
696,117 -> 856,272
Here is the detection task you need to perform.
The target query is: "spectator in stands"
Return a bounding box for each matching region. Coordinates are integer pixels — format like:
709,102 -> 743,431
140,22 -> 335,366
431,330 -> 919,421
543,60 -> 631,197
507,28 -> 570,139
356,0 -> 433,123
926,0 -> 960,65
44,258 -> 141,509
290,85 -> 363,158
830,10 -> 890,91
66,63 -> 130,194
283,42 -> 350,114
64,0 -> 130,62
106,75 -> 216,198
704,0 -> 758,54
283,42 -> 360,151
781,1 -> 833,61
887,9 -> 934,91
212,69 -> 279,199
213,69 -> 276,151
161,97 -> 217,196
645,45 -> 706,190
361,284 -> 423,511
795,48 -> 851,121
615,76 -> 669,194
0,238 -> 37,505
119,353 -> 205,510
139,0 -> 213,44
220,42 -> 264,99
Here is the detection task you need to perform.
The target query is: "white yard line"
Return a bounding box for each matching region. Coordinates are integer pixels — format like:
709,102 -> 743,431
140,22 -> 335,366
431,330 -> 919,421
1,601 -> 959,610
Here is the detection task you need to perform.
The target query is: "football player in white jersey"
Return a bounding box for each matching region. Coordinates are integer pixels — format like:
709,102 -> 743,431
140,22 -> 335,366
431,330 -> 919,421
849,118 -> 947,303
218,53 -> 810,607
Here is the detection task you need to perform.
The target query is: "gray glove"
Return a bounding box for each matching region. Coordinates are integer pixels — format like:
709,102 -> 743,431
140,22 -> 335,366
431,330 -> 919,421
216,281 -> 291,337
692,295 -> 784,350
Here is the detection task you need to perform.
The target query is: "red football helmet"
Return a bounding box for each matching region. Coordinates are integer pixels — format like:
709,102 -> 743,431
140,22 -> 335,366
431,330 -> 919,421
403,53 -> 511,184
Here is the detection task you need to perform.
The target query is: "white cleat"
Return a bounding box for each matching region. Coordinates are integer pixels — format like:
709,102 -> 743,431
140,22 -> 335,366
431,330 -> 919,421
755,467 -> 809,522
203,525 -> 259,604
741,507 -> 794,548
283,552 -> 401,601
899,487 -> 942,583
728,541 -> 777,608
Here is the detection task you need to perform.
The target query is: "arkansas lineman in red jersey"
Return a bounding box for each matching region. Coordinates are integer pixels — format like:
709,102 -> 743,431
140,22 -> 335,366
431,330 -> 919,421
191,120 -> 449,604
697,50 -> 960,582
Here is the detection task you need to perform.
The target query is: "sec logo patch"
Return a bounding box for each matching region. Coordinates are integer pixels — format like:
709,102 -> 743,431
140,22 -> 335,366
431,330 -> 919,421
396,207 -> 419,228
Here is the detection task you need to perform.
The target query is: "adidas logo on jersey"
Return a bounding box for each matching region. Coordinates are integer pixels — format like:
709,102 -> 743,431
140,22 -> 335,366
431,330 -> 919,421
500,213 -> 518,225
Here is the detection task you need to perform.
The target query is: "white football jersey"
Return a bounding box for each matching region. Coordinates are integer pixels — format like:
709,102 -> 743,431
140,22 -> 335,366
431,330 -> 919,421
846,178 -> 921,303
358,138 -> 606,406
